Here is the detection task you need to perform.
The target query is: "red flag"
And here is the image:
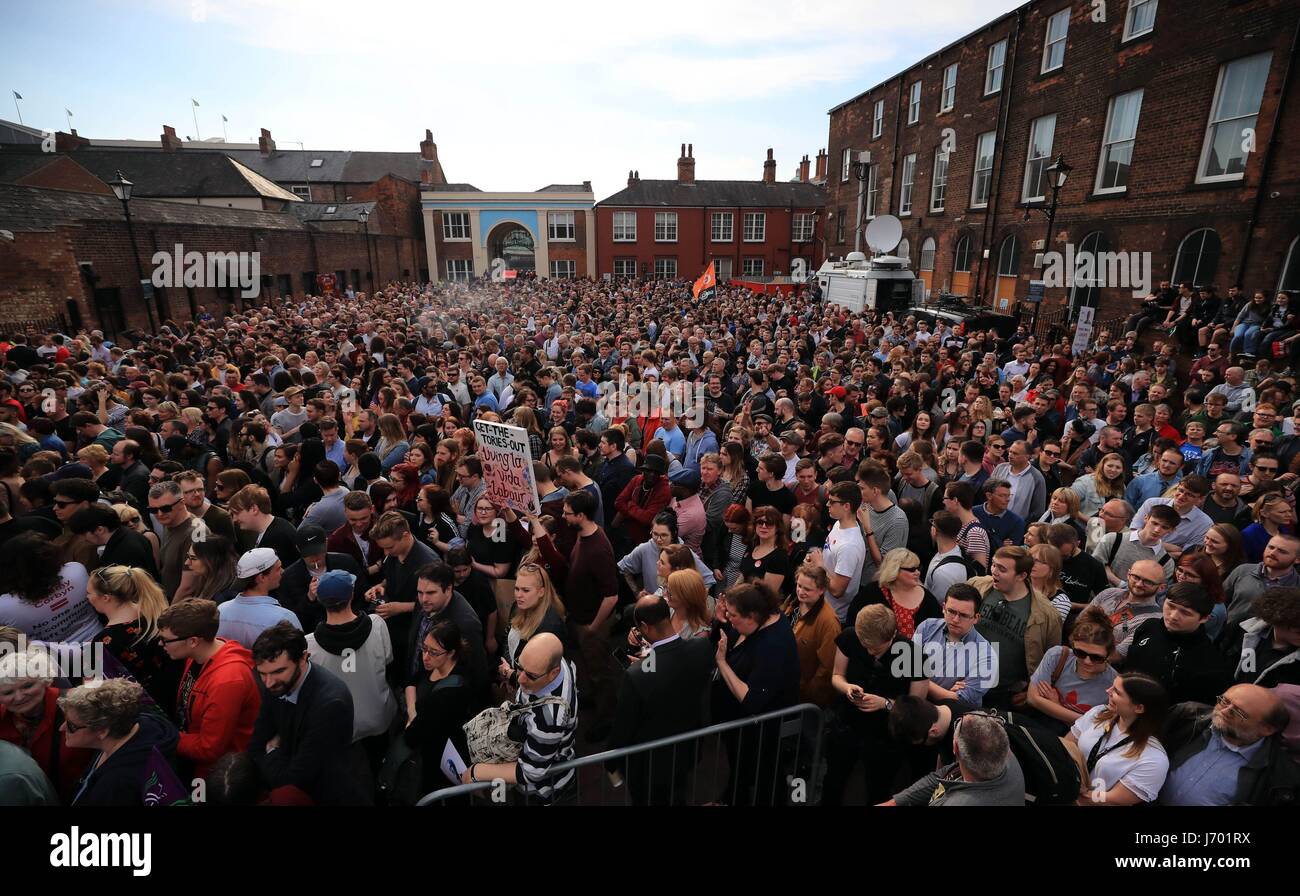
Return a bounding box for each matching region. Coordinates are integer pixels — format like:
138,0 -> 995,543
693,261 -> 717,301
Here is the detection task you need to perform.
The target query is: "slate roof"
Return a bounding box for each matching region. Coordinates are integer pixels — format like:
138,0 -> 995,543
537,184 -> 592,193
0,152 -> 59,183
598,179 -> 826,208
0,183 -> 305,232
286,201 -> 377,223
427,183 -> 483,192
52,149 -> 299,200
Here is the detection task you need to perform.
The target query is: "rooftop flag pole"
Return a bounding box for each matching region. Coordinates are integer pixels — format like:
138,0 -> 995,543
11,90 -> 22,125
191,98 -> 201,141
221,114 -> 228,142
65,108 -> 72,131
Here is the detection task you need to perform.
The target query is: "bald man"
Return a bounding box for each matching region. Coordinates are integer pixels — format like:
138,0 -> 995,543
1089,559 -> 1167,660
461,633 -> 578,804
1160,684 -> 1299,806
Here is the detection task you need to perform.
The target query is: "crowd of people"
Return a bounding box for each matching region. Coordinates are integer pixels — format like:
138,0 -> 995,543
0,273 -> 1297,808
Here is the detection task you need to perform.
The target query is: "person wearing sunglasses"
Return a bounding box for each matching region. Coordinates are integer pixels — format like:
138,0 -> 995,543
1025,605 -> 1118,735
156,597 -> 259,780
1240,490 -> 1296,564
849,547 -> 939,642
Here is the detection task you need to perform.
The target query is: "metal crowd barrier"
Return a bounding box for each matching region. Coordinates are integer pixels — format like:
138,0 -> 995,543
417,702 -> 825,807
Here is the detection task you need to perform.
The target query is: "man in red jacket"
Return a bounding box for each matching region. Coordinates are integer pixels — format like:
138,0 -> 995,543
613,454 -> 672,546
159,598 -> 261,781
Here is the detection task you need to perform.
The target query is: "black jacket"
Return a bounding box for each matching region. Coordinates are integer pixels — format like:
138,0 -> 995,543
278,552 -> 368,634
101,526 -> 160,580
247,662 -> 371,805
1123,618 -> 1231,706
115,461 -> 152,512
1162,702 -> 1300,806
609,636 -> 714,750
72,712 -> 180,807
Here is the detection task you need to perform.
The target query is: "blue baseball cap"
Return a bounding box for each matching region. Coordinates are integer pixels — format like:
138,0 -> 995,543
316,569 -> 356,608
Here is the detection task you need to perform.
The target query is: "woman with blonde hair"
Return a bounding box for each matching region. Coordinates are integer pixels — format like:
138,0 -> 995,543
665,568 -> 712,640
0,423 -> 40,462
1028,543 -> 1072,621
497,562 -> 567,683
86,565 -> 183,716
1039,487 -> 1088,541
542,426 -> 577,472
1071,452 -> 1127,516
111,503 -> 161,568
849,547 -> 940,639
76,443 -> 112,484
968,395 -> 995,430
375,412 -> 411,473
180,406 -> 206,433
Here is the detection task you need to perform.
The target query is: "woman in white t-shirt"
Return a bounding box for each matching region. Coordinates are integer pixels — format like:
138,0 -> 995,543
0,533 -> 96,643
1066,672 -> 1170,805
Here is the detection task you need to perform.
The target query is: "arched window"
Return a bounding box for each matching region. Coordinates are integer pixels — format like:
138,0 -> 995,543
1172,228 -> 1220,287
920,237 -> 936,271
897,238 -> 911,265
1280,235 -> 1300,294
998,235 -> 1019,276
1070,231 -> 1107,311
954,236 -> 972,273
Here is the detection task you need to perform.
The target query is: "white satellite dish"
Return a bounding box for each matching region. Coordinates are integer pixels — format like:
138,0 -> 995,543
865,214 -> 903,256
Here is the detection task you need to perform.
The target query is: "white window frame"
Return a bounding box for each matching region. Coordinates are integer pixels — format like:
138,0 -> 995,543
654,211 -> 678,242
865,164 -> 878,220
291,185 -> 311,199
547,211 -> 575,241
743,212 -> 766,243
954,236 -> 972,273
1042,8 -> 1069,74
971,131 -> 996,208
793,213 -> 815,242
897,238 -> 911,266
985,39 -> 1007,95
835,209 -> 846,243
1173,229 -> 1221,288
442,211 -> 471,241
908,80 -> 922,124
613,257 -> 637,277
654,257 -> 677,279
1023,114 -> 1058,202
711,212 -> 733,242
742,257 -> 765,277
549,259 -> 576,279
1123,0 -> 1158,41
873,100 -> 884,138
931,149 -> 949,213
998,235 -> 1019,277
941,64 -> 957,113
613,211 -> 637,242
842,147 -> 851,182
1095,89 -> 1145,195
920,237 -> 937,272
446,259 -> 473,282
899,154 -> 916,215
713,256 -> 734,281
1195,53 -> 1272,185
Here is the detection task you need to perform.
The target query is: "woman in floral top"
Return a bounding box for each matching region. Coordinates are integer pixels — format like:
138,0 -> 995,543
86,565 -> 183,718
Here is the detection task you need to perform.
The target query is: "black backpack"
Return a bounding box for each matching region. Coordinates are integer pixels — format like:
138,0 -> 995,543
992,709 -> 1083,806
378,674 -> 464,806
934,551 -> 981,580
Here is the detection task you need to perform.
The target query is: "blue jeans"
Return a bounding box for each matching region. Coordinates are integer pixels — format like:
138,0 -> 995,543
1231,323 -> 1261,355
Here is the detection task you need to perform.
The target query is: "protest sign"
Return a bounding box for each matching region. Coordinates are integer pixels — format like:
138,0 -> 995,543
472,420 -> 541,515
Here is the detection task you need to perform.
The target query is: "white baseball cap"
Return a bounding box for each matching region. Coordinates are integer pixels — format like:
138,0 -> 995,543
236,547 -> 279,578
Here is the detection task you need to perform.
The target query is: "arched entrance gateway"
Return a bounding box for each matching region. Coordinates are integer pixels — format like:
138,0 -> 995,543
488,223 -> 535,273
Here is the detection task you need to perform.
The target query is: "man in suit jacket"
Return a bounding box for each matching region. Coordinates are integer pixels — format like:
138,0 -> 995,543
607,595 -> 715,804
278,525 -> 368,633
247,622 -> 372,806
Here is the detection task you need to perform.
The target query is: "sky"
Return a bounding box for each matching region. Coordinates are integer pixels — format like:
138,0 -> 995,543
4,0 -> 1025,200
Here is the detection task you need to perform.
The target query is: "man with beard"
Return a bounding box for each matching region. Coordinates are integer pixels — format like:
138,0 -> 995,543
247,621 -> 371,805
1159,683 -> 1299,806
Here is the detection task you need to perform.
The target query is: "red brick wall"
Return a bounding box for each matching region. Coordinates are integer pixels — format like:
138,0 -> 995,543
825,0 -> 1300,317
15,156 -> 114,196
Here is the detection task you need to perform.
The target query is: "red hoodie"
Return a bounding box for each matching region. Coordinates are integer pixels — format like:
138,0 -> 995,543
176,639 -> 260,778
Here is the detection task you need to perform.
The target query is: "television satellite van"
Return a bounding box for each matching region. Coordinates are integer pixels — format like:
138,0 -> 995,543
815,214 -> 916,313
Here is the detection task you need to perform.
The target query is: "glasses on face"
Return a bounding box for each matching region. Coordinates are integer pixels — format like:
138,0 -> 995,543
1216,694 -> 1251,723
420,644 -> 449,658
899,565 -> 920,574
514,663 -> 551,682
1042,449 -> 1061,458
149,500 -> 181,515
754,521 -> 776,529
1127,572 -> 1162,588
160,634 -> 191,645
1072,646 -> 1108,664
943,606 -> 975,621
53,499 -> 80,508
990,443 -> 1005,451
62,717 -> 88,734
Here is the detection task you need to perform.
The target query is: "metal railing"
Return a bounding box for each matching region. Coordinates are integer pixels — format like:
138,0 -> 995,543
417,702 -> 825,807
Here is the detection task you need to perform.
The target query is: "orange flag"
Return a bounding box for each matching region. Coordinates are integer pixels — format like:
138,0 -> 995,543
693,261 -> 717,301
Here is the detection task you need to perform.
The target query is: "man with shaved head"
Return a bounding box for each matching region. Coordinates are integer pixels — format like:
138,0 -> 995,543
1159,684 -> 1299,805
460,633 -> 577,804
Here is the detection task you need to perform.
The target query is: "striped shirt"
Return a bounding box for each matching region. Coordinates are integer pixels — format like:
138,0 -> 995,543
515,658 -> 579,804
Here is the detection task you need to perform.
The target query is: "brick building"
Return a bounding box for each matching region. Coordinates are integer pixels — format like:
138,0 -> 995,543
594,145 -> 828,281
824,0 -> 1300,319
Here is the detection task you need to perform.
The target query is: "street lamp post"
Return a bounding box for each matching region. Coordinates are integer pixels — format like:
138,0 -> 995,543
358,207 -> 373,291
1022,155 -> 1072,340
109,170 -> 158,333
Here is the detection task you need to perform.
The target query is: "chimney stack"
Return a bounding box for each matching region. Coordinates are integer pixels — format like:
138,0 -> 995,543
677,143 -> 695,184
258,128 -> 276,156
799,154 -> 811,183
763,148 -> 776,184
419,129 -> 438,186
161,125 -> 182,152
815,148 -> 828,181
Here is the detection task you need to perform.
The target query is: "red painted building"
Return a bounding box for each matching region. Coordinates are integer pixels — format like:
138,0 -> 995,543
595,145 -> 828,281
